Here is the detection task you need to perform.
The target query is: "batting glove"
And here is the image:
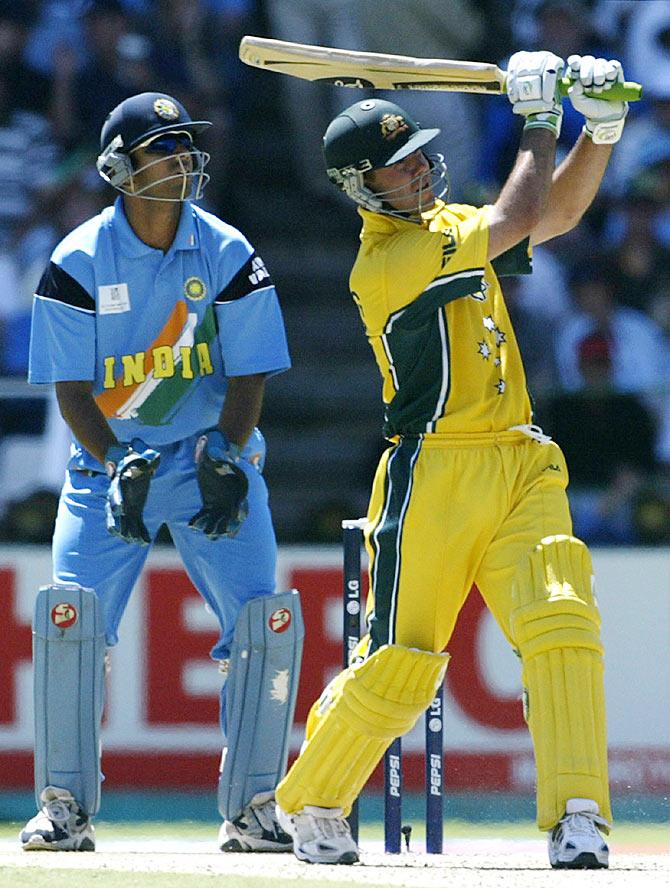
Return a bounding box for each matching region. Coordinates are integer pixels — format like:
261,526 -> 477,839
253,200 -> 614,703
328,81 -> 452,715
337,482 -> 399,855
507,50 -> 565,138
188,430 -> 249,540
567,54 -> 628,144
105,440 -> 160,545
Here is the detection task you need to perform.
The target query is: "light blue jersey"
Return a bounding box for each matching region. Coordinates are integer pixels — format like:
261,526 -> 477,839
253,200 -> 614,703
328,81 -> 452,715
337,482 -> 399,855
27,195 -> 290,676
29,196 -> 290,468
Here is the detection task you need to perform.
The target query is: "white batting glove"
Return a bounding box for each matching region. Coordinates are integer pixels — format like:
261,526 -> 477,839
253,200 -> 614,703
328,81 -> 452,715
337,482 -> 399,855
507,50 -> 564,137
567,54 -> 628,144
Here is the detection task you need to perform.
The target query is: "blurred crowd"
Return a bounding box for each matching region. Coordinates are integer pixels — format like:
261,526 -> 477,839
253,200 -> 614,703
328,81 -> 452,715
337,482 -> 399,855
0,0 -> 669,546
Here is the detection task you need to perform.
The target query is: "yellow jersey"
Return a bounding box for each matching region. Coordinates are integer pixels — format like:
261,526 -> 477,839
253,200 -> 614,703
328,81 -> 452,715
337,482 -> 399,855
350,200 -> 534,437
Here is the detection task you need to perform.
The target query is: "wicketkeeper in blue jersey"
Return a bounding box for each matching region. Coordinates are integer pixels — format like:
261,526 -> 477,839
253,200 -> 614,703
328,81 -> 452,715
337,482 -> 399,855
21,92 -> 304,853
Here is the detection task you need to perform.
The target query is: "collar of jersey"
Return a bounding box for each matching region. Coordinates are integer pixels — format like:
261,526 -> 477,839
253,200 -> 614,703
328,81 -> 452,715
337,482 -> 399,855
358,198 -> 448,232
114,196 -> 200,256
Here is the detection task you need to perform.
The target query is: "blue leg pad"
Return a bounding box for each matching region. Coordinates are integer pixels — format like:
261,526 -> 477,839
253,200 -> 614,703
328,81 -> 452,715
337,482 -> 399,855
218,589 -> 304,820
33,584 -> 106,816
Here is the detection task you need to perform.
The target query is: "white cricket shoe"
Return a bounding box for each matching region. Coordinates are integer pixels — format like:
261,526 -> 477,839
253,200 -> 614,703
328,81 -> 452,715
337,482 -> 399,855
20,786 -> 95,851
219,791 -> 293,852
277,803 -> 359,864
548,798 -> 609,869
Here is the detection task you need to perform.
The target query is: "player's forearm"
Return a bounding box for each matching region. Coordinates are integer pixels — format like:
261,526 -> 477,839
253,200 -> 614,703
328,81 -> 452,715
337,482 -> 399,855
534,131 -> 613,243
487,127 -> 557,259
217,373 -> 266,447
555,129 -> 614,198
502,128 -> 557,221
55,381 -> 118,465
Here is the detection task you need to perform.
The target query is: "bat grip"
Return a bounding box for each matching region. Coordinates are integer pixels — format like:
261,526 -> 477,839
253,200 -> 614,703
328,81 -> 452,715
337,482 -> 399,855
558,78 -> 642,102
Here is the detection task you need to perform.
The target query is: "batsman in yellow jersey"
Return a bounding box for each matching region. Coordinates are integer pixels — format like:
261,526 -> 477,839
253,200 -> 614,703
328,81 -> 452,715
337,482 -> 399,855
276,51 -> 630,869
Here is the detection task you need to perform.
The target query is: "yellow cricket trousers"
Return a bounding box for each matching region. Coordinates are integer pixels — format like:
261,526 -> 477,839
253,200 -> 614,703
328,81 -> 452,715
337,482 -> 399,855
365,430 -> 572,652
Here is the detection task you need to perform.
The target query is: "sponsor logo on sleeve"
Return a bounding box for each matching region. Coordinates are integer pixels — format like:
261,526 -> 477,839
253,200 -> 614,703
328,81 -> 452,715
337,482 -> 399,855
249,255 -> 270,286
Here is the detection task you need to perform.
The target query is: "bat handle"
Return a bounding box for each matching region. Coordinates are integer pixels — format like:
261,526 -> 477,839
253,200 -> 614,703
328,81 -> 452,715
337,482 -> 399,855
558,78 -> 642,102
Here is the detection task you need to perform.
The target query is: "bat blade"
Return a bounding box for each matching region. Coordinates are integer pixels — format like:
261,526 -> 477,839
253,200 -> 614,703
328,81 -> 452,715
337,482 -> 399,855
239,36 -> 506,94
239,36 -> 643,102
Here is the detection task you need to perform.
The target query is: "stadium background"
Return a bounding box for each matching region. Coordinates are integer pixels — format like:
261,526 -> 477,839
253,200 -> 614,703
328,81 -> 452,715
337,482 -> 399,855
0,0 -> 668,832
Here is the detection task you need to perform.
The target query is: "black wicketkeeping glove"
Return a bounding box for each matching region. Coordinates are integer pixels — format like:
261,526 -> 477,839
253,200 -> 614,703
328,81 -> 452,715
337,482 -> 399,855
188,430 -> 249,540
105,440 -> 160,545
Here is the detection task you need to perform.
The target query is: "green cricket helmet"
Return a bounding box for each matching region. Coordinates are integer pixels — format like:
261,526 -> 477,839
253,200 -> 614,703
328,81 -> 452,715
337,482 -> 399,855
322,99 -> 446,214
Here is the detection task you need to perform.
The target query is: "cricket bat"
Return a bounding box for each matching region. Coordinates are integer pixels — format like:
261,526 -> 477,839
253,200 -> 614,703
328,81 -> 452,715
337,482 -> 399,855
239,36 -> 642,102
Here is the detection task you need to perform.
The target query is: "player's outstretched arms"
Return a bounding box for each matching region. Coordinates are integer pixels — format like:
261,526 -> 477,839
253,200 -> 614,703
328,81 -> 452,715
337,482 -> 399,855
530,54 -> 628,246
487,50 -> 564,261
105,441 -> 160,545
188,430 -> 249,540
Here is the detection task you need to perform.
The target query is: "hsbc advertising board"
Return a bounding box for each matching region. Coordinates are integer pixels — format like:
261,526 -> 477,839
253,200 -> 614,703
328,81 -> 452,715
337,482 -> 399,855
1,546 -> 668,793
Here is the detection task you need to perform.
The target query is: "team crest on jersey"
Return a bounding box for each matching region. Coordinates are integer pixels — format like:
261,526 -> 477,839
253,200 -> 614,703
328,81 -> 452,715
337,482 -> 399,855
380,113 -> 408,140
184,276 -> 207,301
153,98 -> 180,120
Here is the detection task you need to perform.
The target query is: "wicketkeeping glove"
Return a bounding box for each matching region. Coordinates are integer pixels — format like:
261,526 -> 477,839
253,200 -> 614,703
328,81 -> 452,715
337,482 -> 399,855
507,50 -> 565,138
188,430 -> 249,540
105,440 -> 160,545
567,54 -> 628,144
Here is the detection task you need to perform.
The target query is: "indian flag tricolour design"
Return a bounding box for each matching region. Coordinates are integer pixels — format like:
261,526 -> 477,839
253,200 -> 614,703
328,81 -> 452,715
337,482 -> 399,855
96,300 -> 217,426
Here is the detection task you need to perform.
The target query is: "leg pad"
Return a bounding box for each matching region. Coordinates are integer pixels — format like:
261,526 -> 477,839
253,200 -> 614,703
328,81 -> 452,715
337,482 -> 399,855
510,536 -> 611,829
276,644 -> 449,815
33,584 -> 106,816
218,590 -> 304,820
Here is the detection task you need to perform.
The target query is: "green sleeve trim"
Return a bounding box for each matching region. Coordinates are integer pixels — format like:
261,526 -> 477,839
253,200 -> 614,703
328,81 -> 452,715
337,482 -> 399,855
385,268 -> 484,332
491,237 -> 532,277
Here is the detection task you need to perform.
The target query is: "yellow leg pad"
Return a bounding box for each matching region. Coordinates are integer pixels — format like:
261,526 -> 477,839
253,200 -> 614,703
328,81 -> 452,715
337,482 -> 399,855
510,535 -> 611,831
276,644 -> 449,815
303,635 -> 373,745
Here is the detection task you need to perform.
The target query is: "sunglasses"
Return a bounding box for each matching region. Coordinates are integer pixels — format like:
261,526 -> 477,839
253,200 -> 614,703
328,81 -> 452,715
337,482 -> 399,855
143,132 -> 194,154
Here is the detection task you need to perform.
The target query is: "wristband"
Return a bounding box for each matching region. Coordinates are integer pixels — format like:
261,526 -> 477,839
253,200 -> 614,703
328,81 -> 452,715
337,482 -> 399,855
583,118 -> 625,145
524,110 -> 562,139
